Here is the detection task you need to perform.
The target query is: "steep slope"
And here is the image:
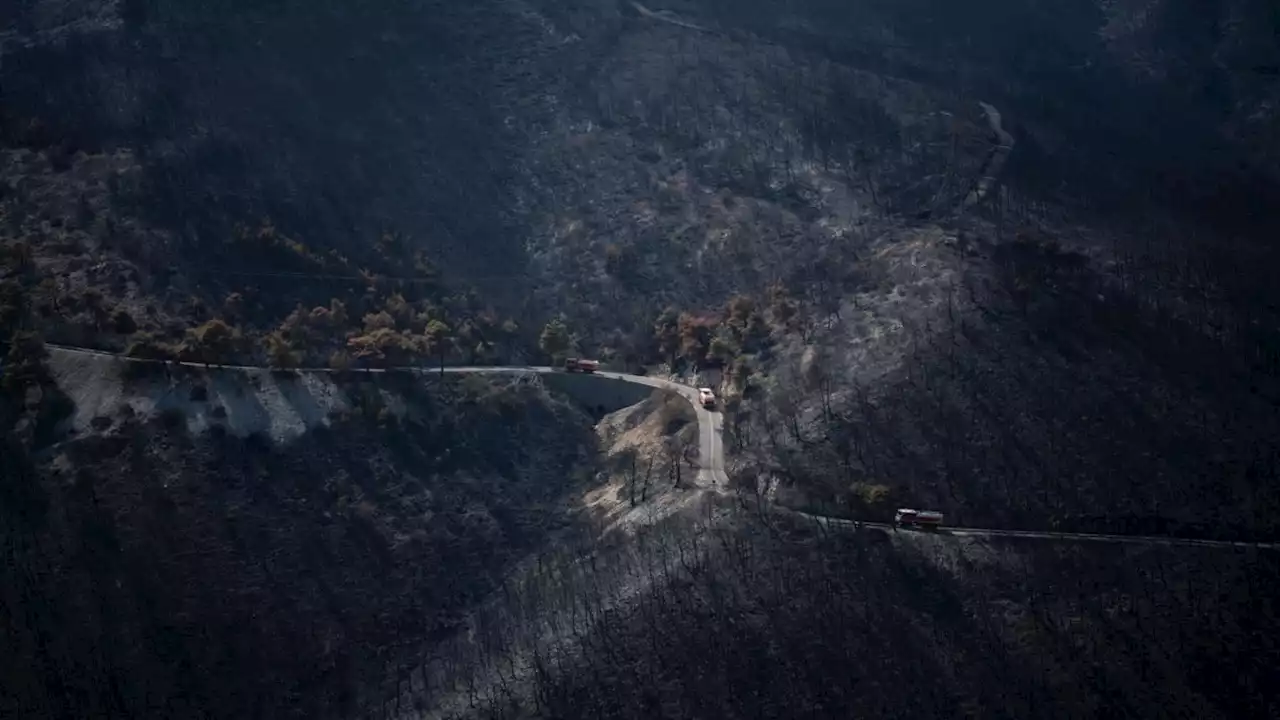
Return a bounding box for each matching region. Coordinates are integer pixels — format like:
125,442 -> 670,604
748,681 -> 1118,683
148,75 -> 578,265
0,367 -> 600,719
395,509 -> 1280,720
529,518 -> 1280,720
3,1 -> 1279,718
0,0 -> 996,361
735,228 -> 1280,540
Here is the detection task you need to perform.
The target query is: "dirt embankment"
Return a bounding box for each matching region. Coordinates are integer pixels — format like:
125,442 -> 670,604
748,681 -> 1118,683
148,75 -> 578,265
584,388 -> 703,535
48,347 -> 355,442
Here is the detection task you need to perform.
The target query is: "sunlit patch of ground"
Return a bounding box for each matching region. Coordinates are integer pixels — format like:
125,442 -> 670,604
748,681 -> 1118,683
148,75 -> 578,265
582,391 -> 705,536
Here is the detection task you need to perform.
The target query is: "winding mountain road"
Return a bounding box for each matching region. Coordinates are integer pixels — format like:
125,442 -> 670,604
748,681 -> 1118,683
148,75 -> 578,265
46,345 -> 731,489
794,511 -> 1278,551
449,365 -> 728,488
45,345 -> 1275,550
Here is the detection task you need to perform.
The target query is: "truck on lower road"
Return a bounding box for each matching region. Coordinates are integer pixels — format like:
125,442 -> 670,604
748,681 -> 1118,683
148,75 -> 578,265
562,357 -> 600,373
895,508 -> 944,529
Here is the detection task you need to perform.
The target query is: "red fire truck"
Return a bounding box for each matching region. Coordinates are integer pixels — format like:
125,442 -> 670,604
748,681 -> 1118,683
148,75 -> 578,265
894,508 -> 944,529
562,357 -> 600,373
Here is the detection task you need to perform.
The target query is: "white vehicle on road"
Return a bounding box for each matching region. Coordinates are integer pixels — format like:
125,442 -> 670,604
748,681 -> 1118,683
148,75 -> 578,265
697,387 -> 717,409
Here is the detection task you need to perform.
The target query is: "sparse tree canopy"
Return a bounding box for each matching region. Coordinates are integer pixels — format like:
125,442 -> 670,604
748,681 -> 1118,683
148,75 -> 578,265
707,333 -> 735,367
677,312 -> 714,366
277,304 -> 313,347
328,350 -> 352,372
363,310 -> 396,333
654,307 -> 680,368
851,482 -> 893,508
181,318 -> 242,364
423,319 -> 452,372
384,293 -> 412,327
767,283 -> 798,329
424,319 -> 450,346
328,299 -> 349,329
726,294 -> 755,328
347,327 -> 418,365
265,331 -> 300,368
724,293 -> 769,351
538,318 -> 572,361
124,333 -> 176,361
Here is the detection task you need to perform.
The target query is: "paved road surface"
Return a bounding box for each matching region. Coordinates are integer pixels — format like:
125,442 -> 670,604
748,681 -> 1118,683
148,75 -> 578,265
794,511 -> 1280,551
47,345 -> 1275,549
47,345 -> 731,489
588,370 -> 728,488
440,365 -> 728,488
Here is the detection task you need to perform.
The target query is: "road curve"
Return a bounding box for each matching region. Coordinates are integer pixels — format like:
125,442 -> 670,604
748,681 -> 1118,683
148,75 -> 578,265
442,365 -> 728,488
46,345 -> 1272,550
792,511 -> 1280,551
45,345 -> 731,489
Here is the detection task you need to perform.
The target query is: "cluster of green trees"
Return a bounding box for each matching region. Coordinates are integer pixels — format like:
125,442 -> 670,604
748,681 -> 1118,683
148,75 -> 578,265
120,289 -> 523,372
645,289 -> 799,384
535,286 -> 805,388
651,293 -> 773,369
537,317 -> 574,363
538,291 -> 778,375
5,191 -> 528,372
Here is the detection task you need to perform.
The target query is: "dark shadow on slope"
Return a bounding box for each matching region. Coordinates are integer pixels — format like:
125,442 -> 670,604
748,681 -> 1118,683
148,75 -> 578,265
1,1 -> 545,315
932,240 -> 1279,537
687,0 -> 1280,243
776,237 -> 1280,541
0,376 -> 598,719
450,514 -> 1280,719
